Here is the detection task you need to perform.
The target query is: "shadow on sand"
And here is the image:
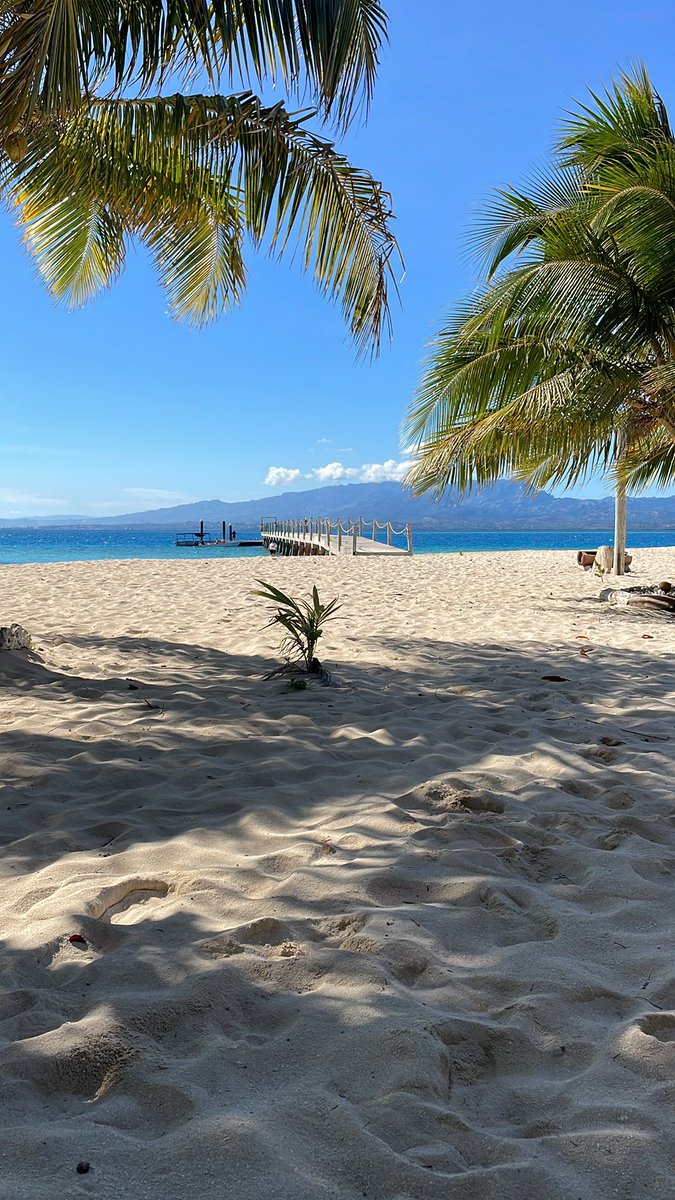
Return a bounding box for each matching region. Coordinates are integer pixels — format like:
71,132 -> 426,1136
0,629 -> 673,1198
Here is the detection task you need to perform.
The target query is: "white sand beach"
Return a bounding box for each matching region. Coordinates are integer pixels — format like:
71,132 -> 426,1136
0,549 -> 673,1199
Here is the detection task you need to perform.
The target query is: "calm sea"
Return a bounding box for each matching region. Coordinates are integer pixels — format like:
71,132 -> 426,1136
0,526 -> 674,565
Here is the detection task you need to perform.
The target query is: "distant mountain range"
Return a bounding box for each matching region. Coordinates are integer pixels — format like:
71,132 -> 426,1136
4,480 -> 675,530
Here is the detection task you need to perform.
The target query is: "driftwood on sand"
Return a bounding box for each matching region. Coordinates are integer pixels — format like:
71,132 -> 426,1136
601,585 -> 675,614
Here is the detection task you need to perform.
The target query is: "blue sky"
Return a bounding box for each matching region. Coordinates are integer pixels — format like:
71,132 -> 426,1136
3,0 -> 675,516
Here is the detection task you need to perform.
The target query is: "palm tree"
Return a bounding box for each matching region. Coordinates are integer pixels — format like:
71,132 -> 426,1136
0,2 -> 400,353
405,67 -> 675,568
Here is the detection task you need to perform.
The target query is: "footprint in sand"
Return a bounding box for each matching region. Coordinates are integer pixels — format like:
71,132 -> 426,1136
311,913 -> 368,943
630,856 -> 674,883
200,916 -> 301,958
603,787 -> 637,811
637,1014 -> 675,1043
500,843 -> 589,887
87,879 -> 170,925
7,1022 -> 137,1101
477,883 -> 559,941
84,820 -> 130,847
399,779 -> 506,816
107,888 -> 170,925
97,1082 -> 195,1139
557,777 -> 603,802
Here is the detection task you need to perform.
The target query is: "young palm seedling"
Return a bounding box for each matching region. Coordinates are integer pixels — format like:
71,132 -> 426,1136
254,582 -> 342,682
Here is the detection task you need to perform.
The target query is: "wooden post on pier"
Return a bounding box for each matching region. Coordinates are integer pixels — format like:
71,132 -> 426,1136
259,516 -> 413,557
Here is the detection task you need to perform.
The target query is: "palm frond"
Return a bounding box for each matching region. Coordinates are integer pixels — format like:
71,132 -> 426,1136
408,65 -> 675,506
406,357 -> 639,497
1,91 -> 400,349
559,64 -> 672,170
470,165 -> 587,278
17,190 -> 127,304
616,418 -> 675,491
0,0 -> 388,138
144,201 -> 247,325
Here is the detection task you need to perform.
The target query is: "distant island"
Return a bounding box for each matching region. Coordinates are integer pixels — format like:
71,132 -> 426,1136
3,479 -> 675,531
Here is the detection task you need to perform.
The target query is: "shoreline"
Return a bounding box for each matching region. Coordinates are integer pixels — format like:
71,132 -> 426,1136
1,535 -> 675,569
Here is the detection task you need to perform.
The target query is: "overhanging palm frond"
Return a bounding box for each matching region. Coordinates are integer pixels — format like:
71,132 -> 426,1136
0,0 -> 388,139
144,202 -> 247,325
1,91 -> 400,349
16,192 -> 128,304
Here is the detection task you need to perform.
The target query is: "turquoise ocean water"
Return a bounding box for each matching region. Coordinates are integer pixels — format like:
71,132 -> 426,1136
1,526 -> 674,564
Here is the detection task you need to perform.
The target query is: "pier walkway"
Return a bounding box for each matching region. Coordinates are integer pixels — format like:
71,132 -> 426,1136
260,517 -> 413,557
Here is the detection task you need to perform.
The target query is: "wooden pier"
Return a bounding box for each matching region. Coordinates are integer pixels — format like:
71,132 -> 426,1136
260,517 -> 413,557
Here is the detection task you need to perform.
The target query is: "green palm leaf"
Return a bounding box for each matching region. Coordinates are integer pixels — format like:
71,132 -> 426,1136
2,91 -> 400,348
17,193 -> 127,304
407,64 -> 675,505
0,0 -> 388,137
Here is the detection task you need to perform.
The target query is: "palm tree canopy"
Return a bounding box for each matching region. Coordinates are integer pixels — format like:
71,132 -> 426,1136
0,2 -> 400,352
0,1 -> 387,134
406,66 -> 675,495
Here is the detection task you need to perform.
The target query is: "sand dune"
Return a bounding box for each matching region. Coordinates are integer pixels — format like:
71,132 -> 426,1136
0,550 -> 673,1198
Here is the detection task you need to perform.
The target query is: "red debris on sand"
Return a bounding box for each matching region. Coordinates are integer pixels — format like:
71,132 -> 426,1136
69,933 -> 86,945
642,634 -> 654,639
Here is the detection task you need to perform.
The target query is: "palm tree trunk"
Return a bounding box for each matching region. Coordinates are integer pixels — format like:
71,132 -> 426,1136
613,480 -> 627,575
612,430 -> 627,576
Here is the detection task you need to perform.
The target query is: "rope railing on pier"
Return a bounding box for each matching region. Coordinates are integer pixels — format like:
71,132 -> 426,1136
259,516 -> 413,556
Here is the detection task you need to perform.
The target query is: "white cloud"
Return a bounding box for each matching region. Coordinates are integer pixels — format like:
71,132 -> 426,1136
316,437 -> 332,445
312,462 -> 359,482
264,458 -> 412,490
360,459 -> 412,483
265,466 -> 302,487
